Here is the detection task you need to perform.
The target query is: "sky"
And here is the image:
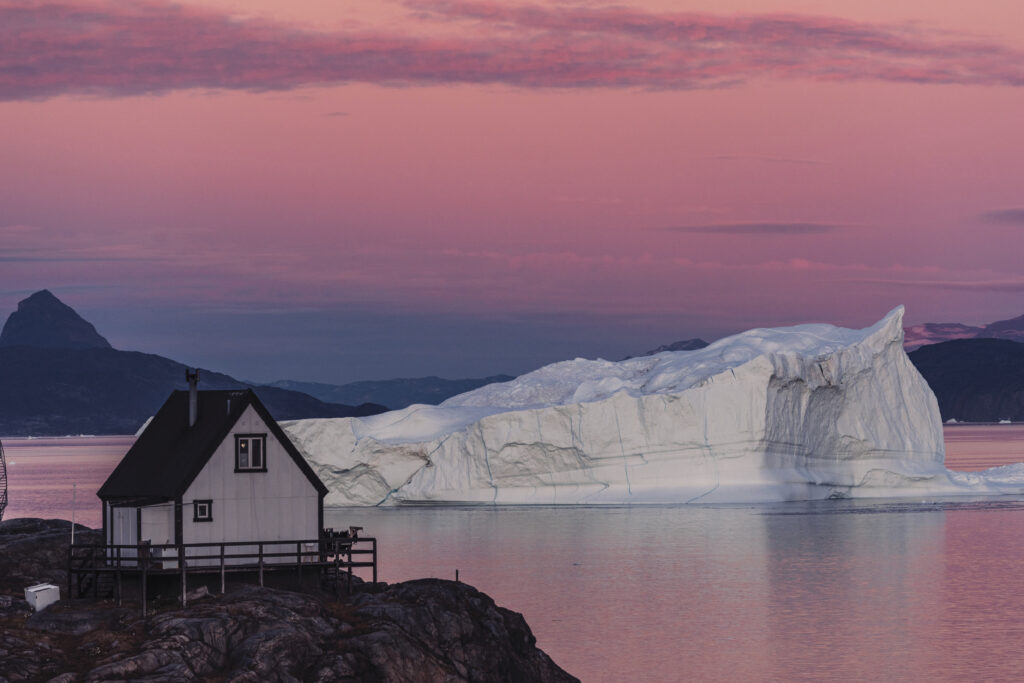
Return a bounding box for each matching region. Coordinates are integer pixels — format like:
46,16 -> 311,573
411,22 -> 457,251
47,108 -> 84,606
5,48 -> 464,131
2,0 -> 1024,384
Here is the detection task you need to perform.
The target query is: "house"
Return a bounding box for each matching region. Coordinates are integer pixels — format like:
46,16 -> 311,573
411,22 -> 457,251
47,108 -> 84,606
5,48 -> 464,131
96,375 -> 328,566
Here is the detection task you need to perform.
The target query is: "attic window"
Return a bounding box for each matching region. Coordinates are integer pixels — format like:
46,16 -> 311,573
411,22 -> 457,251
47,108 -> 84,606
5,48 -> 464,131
235,434 -> 267,472
193,500 -> 212,522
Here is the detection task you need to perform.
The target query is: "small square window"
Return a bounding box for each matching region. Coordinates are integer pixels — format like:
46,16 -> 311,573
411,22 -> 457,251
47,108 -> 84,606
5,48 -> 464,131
235,434 -> 267,472
193,500 -> 212,522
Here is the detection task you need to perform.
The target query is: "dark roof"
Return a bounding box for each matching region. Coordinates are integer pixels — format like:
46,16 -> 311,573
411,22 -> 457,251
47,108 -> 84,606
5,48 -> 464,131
97,389 -> 328,502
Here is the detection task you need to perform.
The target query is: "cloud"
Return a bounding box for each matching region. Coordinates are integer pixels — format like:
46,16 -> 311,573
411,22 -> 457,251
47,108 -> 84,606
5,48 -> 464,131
981,209 -> 1024,225
0,256 -> 150,262
1,0 -> 1024,101
668,222 -> 838,235
855,278 -> 1024,292
709,155 -> 822,166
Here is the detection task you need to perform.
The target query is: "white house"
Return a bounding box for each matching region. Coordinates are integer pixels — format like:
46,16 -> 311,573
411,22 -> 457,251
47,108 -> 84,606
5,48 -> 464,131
97,381 -> 328,567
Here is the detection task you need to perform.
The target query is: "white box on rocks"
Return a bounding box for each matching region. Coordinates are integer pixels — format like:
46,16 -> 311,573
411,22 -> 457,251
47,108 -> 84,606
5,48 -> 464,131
24,583 -> 60,612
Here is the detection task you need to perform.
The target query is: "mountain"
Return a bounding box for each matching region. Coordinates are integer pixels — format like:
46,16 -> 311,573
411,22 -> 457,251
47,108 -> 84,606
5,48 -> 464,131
623,338 -> 708,360
903,323 -> 983,351
978,313 -> 1024,343
903,312 -> 1024,350
0,290 -> 111,349
908,338 -> 1024,422
0,291 -> 386,436
264,375 -> 516,410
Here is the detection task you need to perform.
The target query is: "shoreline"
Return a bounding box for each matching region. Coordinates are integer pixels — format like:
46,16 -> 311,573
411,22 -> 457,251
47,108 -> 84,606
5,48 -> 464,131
0,518 -> 578,682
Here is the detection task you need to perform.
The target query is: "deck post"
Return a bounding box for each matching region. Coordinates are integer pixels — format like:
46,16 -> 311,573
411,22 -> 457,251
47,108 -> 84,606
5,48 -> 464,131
347,545 -> 353,592
258,543 -> 264,587
116,546 -> 122,606
220,544 -> 226,595
66,545 -> 73,600
141,562 -> 148,618
373,538 -> 377,584
179,543 -> 187,607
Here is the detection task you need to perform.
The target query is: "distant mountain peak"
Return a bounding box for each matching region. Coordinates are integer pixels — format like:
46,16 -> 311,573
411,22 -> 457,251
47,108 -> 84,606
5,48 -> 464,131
622,338 -> 709,360
903,322 -> 983,351
0,289 -> 112,350
903,312 -> 1024,350
980,313 -> 1024,337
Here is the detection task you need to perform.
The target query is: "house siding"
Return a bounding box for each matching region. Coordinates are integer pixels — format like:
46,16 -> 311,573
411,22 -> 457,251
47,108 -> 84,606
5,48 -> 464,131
140,503 -> 174,546
181,404 -> 319,565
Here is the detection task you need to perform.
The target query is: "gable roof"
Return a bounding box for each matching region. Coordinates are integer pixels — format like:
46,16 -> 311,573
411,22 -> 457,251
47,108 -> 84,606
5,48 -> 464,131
97,389 -> 328,502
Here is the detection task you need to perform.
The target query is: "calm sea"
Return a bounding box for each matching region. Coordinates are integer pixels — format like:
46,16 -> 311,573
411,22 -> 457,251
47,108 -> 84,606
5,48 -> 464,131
4,426 -> 1024,681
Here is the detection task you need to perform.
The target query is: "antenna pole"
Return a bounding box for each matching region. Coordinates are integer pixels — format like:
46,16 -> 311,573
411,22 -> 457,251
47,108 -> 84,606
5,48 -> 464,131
71,483 -> 76,545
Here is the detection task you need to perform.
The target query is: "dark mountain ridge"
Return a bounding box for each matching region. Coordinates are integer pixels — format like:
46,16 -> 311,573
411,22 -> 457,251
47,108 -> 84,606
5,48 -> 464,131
0,290 -> 111,350
623,338 -> 709,360
908,338 -> 1024,423
0,291 -> 385,436
979,313 -> 1024,340
264,375 -> 516,410
904,312 -> 1024,350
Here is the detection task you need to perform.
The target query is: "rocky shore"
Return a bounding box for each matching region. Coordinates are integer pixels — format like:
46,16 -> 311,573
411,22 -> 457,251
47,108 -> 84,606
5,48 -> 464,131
0,519 -> 578,682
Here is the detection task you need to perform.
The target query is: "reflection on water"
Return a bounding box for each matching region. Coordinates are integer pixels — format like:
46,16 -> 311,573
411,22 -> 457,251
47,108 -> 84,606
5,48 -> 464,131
4,432 -> 1024,681
944,423 -> 1024,470
328,502 -> 1024,682
2,436 -> 133,527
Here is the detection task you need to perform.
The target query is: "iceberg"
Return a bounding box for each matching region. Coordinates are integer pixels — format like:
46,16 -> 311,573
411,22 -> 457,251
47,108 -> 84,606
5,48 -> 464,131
283,307 -> 1024,505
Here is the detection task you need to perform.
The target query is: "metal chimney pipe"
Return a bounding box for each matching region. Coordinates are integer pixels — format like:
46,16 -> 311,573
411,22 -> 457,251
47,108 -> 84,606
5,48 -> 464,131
186,368 -> 200,427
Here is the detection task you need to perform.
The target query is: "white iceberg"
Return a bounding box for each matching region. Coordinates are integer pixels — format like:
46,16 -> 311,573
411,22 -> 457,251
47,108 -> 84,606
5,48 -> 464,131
283,306 -> 1024,505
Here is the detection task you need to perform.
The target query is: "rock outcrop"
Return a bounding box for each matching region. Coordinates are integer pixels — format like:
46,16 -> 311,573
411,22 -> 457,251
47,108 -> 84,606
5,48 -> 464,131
0,519 -> 577,682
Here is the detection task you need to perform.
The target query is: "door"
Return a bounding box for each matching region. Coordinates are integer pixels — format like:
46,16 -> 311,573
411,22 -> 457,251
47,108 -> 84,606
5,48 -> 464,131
112,506 -> 139,564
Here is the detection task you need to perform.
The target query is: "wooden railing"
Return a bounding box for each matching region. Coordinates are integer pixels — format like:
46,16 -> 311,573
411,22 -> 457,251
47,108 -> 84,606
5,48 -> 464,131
0,438 -> 7,522
68,536 -> 377,615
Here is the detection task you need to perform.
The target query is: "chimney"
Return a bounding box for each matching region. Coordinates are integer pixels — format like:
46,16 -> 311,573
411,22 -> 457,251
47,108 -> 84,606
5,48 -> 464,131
186,368 -> 200,427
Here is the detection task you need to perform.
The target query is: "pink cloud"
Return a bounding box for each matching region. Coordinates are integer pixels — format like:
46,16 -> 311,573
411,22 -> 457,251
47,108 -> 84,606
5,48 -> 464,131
2,0 -> 1024,101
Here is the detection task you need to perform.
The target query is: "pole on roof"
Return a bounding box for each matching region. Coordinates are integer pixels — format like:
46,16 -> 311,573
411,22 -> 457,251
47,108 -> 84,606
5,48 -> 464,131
187,368 -> 200,427
71,483 -> 76,545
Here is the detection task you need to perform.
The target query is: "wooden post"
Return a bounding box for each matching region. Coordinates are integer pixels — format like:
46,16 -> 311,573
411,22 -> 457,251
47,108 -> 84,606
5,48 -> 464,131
220,544 -> 226,595
179,544 -> 186,607
66,545 -> 73,600
141,562 -> 148,618
347,544 -> 353,592
372,538 -> 378,584
116,546 -> 122,606
258,543 -> 264,587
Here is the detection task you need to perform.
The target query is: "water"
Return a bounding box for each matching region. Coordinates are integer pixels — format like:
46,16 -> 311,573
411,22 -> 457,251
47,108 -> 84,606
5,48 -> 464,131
4,427 -> 1024,681
942,423 -> 1024,470
2,436 -> 132,527
326,500 -> 1024,681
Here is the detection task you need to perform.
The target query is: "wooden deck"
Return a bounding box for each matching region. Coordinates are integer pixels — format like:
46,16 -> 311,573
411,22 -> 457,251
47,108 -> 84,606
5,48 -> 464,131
68,535 -> 377,615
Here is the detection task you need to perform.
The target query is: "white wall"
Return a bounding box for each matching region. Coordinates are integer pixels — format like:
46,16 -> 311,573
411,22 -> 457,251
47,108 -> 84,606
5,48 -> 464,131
182,404 -> 320,564
140,503 -> 174,545
108,505 -> 139,564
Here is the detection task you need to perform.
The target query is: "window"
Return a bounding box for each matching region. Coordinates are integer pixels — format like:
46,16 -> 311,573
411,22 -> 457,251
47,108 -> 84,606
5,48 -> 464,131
193,499 -> 212,522
235,434 -> 267,472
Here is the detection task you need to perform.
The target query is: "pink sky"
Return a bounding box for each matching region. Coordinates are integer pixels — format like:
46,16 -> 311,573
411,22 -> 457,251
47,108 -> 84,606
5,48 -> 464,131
2,0 -> 1023,382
